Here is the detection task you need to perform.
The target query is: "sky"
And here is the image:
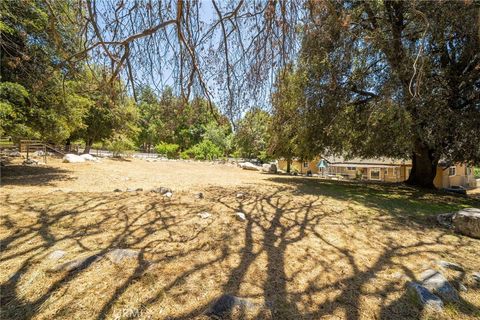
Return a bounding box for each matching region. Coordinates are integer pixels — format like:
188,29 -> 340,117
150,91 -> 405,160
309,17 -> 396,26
89,0 -> 298,120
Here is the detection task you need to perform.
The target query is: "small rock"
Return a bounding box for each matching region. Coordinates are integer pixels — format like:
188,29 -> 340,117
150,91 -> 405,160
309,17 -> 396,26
457,282 -> 468,292
113,188 -> 122,192
436,213 -> 453,228
390,272 -> 409,280
420,269 -> 459,302
236,192 -> 245,199
472,272 -> 480,284
164,192 -> 173,198
8,151 -> 21,157
151,187 -> 172,194
408,282 -> 444,312
48,250 -> 66,261
136,188 -> 143,192
107,249 -> 139,264
235,212 -> 246,221
197,212 -> 211,219
195,192 -> 204,199
206,294 -> 257,317
23,159 -> 39,165
437,260 -> 464,272
49,254 -> 101,272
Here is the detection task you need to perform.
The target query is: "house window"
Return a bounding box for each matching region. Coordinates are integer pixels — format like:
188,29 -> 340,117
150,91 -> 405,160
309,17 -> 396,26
303,162 -> 309,168
449,166 -> 456,176
370,169 -> 380,180
347,166 -> 356,170
388,168 -> 393,175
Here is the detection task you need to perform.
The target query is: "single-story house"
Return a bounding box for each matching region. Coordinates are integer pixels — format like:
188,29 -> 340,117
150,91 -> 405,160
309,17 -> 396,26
277,156 -> 476,189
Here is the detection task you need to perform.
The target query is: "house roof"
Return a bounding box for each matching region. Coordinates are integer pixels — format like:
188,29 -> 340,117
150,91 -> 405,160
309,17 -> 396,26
321,155 -> 412,166
278,155 -> 412,166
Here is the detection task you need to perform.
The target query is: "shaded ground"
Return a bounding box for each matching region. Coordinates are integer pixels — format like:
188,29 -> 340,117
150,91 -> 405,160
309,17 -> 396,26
1,158 -> 479,319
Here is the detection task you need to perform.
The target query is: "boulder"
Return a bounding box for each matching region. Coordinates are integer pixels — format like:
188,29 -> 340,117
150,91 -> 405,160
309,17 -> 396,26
164,192 -> 173,198
236,192 -> 245,199
420,269 -> 459,302
136,188 -> 143,192
194,192 -> 204,199
452,208 -> 480,239
261,163 -> 277,173
113,188 -> 122,192
239,162 -> 262,171
206,294 -> 257,317
79,153 -> 99,162
107,249 -> 139,264
407,282 -> 444,312
63,154 -> 85,163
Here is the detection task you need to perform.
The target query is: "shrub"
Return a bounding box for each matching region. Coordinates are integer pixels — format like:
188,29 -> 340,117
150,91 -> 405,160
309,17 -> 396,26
184,139 -> 222,160
231,149 -> 242,159
105,136 -> 135,157
258,150 -> 272,163
474,167 -> 480,178
92,142 -> 104,150
180,151 -> 190,160
154,142 -> 180,158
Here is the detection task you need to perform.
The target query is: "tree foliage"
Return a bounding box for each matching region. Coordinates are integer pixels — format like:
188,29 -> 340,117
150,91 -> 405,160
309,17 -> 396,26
1,0 -> 91,142
269,67 -> 305,172
290,0 -> 480,187
236,108 -> 271,159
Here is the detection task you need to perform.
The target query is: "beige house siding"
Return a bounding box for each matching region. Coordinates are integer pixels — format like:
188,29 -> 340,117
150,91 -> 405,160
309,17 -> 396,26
278,157 -> 321,174
278,157 -> 474,189
434,163 -> 476,188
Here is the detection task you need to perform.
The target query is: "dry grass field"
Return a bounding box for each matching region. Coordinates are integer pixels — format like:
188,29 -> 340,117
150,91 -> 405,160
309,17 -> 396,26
1,158 -> 479,320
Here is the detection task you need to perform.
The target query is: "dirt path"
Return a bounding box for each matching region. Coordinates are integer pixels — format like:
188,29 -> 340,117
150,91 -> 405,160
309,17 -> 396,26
1,158 -> 281,194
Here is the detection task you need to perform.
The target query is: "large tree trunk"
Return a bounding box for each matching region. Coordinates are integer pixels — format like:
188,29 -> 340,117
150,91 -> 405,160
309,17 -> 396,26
83,138 -> 93,154
286,158 -> 291,173
406,139 -> 439,188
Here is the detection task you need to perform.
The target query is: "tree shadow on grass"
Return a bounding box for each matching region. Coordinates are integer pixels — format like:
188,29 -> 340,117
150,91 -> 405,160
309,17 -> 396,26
0,191 -> 224,319
167,183 -> 479,320
1,182 -> 479,320
1,165 -> 75,187
265,177 -> 480,223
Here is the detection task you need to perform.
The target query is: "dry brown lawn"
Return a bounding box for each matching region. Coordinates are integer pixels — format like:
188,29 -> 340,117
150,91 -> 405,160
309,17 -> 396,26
1,158 -> 479,320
